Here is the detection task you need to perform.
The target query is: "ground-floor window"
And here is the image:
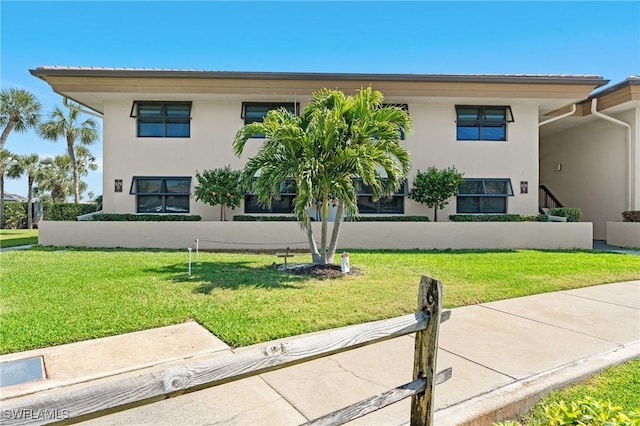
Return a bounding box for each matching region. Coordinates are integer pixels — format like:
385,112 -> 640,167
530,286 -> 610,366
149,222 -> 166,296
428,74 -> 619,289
130,176 -> 191,213
244,179 -> 296,214
354,178 -> 405,214
456,178 -> 513,214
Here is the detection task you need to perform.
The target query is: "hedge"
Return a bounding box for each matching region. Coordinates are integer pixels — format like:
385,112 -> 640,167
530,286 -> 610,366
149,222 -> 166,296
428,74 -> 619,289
345,216 -> 430,222
2,202 -> 28,229
548,207 -> 581,222
91,214 -> 201,222
449,214 -> 545,222
622,211 -> 640,222
44,203 -> 99,221
233,215 -> 429,222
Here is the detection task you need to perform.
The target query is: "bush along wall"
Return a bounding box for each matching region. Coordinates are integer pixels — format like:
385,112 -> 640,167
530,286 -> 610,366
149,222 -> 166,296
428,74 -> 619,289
44,203 -> 99,221
548,208 -> 581,222
2,202 -> 28,229
622,211 -> 640,222
91,214 -> 201,221
449,214 -> 546,222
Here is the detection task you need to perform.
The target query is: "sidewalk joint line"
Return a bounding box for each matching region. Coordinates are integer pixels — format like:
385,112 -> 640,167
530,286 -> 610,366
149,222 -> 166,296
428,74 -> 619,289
438,347 -> 518,381
258,376 -> 310,422
477,305 -> 627,345
558,289 -> 640,310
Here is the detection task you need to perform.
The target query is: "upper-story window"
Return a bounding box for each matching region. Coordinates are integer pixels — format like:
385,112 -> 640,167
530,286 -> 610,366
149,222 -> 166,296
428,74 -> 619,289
130,101 -> 192,138
241,103 -> 299,138
455,106 -> 514,141
456,178 -> 514,214
382,103 -> 408,140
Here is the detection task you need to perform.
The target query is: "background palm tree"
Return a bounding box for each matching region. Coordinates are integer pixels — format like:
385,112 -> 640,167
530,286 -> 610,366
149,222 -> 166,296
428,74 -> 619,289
0,88 -> 42,151
0,149 -> 18,227
234,87 -> 412,265
36,155 -> 76,202
7,153 -> 42,229
39,103 -> 99,203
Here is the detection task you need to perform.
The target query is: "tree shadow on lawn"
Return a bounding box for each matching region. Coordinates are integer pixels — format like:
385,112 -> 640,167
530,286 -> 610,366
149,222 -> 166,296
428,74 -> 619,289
146,260 -> 314,294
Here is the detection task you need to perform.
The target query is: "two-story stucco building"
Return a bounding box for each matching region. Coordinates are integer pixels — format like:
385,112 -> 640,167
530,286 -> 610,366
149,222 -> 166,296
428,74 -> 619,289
29,67 -> 640,249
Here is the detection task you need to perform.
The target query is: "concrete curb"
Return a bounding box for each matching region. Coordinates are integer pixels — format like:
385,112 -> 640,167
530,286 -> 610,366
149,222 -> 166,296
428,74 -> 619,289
431,341 -> 640,426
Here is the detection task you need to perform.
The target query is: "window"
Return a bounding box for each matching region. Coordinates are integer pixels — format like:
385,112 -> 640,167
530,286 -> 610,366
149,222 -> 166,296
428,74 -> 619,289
130,177 -> 191,213
382,103 -> 409,140
244,179 -> 296,214
241,102 -> 299,125
455,106 -> 514,141
354,178 -> 406,214
456,178 -> 514,214
130,101 -> 192,138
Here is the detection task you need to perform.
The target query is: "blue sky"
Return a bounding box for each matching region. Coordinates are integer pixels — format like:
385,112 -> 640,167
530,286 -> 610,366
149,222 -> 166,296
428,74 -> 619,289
1,0 -> 639,199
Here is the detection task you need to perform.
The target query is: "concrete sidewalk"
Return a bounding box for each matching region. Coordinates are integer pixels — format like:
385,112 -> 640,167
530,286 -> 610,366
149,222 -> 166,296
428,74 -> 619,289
1,281 -> 639,426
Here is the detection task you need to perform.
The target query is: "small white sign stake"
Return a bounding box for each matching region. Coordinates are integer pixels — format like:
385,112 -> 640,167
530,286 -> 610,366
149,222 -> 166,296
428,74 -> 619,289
341,251 -> 350,275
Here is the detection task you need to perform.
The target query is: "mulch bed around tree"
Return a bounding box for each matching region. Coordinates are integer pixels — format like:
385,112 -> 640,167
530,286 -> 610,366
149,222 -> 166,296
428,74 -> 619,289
281,263 -> 361,279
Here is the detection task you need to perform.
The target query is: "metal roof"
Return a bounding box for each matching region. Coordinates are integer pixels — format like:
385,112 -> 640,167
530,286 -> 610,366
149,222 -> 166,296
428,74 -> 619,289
29,66 -> 609,86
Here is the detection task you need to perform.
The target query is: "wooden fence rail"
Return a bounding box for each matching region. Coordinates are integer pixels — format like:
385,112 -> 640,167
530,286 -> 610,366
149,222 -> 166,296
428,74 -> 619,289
0,276 -> 450,426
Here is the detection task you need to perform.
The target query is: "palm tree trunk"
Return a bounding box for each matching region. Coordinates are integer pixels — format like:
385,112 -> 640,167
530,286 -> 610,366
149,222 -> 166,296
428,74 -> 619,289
27,176 -> 34,229
326,201 -> 345,264
67,136 -> 79,203
305,221 -> 322,264
0,121 -> 16,152
320,189 -> 329,265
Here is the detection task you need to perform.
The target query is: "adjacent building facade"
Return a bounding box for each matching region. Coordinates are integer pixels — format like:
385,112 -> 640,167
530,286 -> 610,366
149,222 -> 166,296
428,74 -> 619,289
30,67 -> 639,243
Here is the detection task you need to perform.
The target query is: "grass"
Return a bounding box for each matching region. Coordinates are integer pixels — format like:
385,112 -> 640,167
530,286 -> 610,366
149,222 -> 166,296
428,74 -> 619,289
515,359 -> 640,424
0,229 -> 37,248
1,247 -> 639,354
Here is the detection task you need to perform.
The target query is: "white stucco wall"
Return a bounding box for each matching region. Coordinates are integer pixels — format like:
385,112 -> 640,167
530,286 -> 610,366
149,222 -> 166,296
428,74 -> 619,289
540,109 -> 635,239
101,97 -> 540,222
38,221 -> 592,250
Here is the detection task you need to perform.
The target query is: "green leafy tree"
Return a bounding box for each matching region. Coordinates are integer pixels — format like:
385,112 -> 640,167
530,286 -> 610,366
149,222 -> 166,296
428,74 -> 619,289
409,166 -> 464,222
234,87 -> 412,265
36,155 -> 77,202
39,103 -> 99,203
0,88 -> 42,151
0,149 -> 18,227
7,153 -> 42,229
194,166 -> 243,221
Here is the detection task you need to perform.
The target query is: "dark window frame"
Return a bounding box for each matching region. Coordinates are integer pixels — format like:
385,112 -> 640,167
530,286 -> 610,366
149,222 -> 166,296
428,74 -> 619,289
130,101 -> 192,138
456,178 -> 514,214
455,105 -> 514,141
354,177 -> 406,214
244,178 -> 297,214
130,176 -> 192,214
241,102 -> 299,129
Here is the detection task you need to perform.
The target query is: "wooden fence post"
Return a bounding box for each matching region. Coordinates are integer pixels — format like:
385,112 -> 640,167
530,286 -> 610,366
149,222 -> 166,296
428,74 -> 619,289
410,275 -> 443,426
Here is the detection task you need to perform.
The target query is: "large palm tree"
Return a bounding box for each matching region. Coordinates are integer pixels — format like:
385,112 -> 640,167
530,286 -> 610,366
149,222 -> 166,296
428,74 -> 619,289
234,87 -> 413,265
7,153 -> 42,229
0,88 -> 42,151
36,155 -> 76,203
39,103 -> 99,203
0,149 -> 18,227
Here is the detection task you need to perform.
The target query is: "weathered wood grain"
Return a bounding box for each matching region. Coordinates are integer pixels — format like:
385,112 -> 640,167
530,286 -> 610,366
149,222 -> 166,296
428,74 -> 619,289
0,311 -> 429,426
410,276 -> 443,426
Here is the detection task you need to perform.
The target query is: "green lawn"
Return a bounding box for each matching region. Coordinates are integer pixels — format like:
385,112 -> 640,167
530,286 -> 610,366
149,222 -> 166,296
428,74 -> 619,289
0,229 -> 38,248
514,359 -> 640,425
1,248 -> 639,354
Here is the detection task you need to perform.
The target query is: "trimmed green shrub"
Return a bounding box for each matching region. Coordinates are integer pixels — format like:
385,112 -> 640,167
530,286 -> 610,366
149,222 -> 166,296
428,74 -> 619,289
2,202 -> 28,229
345,216 -> 430,222
494,397 -> 640,425
548,208 -> 581,222
622,211 -> 640,222
91,214 -> 201,222
233,215 -> 302,222
449,214 -> 545,222
44,203 -> 99,221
